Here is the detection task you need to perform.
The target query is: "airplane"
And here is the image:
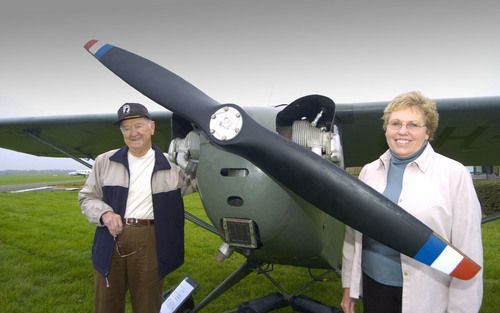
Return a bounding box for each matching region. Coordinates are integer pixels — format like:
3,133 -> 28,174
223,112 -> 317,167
0,39 -> 499,312
68,169 -> 92,176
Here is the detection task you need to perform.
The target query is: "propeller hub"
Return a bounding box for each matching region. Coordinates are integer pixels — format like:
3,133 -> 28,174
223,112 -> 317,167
209,106 -> 243,141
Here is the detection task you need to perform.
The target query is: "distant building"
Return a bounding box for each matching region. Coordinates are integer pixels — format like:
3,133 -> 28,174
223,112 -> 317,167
467,166 -> 499,179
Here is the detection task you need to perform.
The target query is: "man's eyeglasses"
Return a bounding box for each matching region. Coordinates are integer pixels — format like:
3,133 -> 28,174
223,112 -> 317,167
120,122 -> 149,134
387,120 -> 426,131
114,237 -> 141,258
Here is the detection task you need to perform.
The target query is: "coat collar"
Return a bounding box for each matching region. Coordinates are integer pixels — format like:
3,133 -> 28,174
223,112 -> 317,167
109,144 -> 171,171
378,143 -> 435,173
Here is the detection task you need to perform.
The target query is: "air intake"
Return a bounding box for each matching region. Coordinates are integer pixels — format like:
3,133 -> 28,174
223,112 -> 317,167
222,218 -> 260,248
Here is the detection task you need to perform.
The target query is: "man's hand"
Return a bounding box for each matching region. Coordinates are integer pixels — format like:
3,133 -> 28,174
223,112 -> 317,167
101,211 -> 123,237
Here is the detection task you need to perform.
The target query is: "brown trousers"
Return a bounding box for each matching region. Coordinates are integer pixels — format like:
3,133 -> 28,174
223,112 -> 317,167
94,225 -> 164,313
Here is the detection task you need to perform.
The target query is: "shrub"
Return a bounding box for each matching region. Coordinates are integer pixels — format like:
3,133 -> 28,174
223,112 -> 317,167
474,179 -> 500,215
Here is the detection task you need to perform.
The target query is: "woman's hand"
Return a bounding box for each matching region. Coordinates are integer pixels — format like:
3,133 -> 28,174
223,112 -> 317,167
341,288 -> 357,313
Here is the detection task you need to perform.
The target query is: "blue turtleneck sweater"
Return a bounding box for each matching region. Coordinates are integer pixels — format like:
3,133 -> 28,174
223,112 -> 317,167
362,142 -> 427,287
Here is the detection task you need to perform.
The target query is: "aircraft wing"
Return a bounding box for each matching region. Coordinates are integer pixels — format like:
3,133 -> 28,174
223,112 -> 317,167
0,112 -> 172,160
1,98 -> 499,167
337,96 -> 500,167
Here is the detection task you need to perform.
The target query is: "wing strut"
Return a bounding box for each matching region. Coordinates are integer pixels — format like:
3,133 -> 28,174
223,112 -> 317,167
192,260 -> 258,312
184,211 -> 219,235
25,131 -> 93,168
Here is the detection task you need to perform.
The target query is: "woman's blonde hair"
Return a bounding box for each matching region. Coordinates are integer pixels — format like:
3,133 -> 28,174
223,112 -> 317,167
382,91 -> 439,140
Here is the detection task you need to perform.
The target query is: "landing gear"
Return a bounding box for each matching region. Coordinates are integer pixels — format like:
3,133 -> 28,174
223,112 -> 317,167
238,293 -> 341,313
188,260 -> 341,313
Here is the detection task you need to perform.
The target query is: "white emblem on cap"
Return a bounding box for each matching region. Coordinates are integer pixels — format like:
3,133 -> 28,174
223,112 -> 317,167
123,104 -> 131,115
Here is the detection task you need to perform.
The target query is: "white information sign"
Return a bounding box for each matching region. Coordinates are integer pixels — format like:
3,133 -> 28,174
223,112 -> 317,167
160,277 -> 197,313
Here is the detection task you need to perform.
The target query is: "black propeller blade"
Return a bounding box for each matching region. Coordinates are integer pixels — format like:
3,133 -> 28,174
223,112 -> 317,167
85,40 -> 480,280
83,39 -> 218,131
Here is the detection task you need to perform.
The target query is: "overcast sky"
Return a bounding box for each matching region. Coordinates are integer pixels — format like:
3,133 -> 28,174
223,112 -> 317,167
1,0 -> 499,170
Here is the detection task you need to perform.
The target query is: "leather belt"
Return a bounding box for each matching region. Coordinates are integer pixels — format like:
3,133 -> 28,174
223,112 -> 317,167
123,218 -> 155,226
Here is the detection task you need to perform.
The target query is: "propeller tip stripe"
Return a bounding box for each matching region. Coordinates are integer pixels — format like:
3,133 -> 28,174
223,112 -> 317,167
84,39 -> 113,59
450,257 -> 481,280
414,233 -> 446,265
414,233 -> 480,280
84,39 -> 98,50
429,245 -> 462,274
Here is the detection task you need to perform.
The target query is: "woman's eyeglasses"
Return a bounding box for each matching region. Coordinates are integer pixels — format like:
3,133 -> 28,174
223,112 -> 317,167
387,120 -> 426,131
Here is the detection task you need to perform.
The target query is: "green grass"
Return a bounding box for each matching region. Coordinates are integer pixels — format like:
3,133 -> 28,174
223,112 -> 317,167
482,221 -> 500,313
0,189 -> 498,312
0,175 -> 85,186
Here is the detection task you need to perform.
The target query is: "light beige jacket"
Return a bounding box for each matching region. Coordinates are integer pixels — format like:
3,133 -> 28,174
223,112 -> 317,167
341,144 -> 483,313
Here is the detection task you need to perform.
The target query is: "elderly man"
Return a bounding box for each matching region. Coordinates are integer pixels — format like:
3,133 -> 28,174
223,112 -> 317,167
79,102 -> 196,313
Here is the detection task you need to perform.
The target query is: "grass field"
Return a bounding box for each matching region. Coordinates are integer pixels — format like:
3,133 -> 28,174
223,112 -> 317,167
0,175 -> 86,186
0,181 -> 498,312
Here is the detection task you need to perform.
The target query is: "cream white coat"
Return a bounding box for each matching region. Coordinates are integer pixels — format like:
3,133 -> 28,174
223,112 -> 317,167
341,144 -> 483,313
